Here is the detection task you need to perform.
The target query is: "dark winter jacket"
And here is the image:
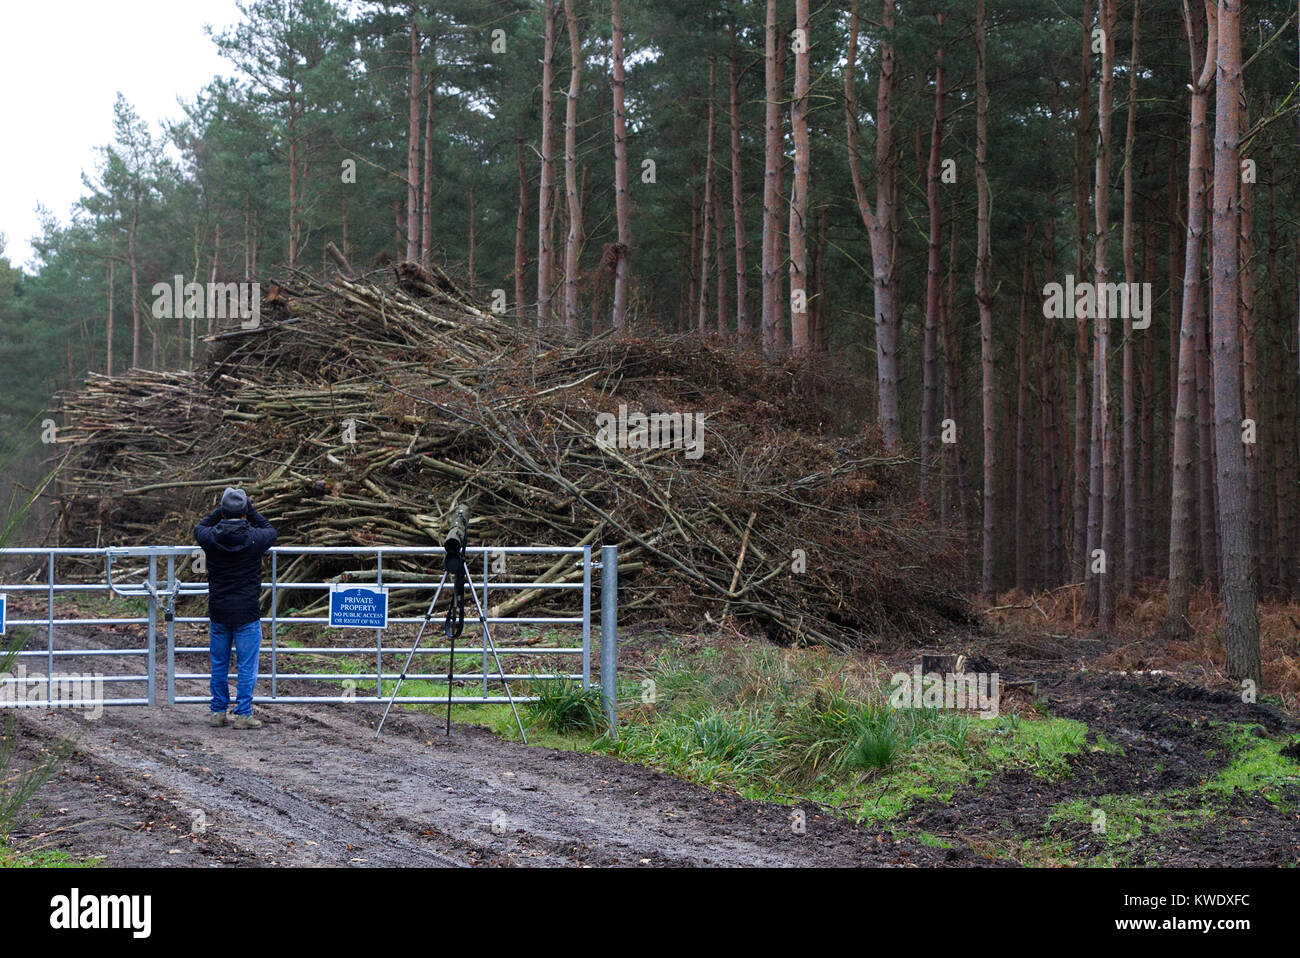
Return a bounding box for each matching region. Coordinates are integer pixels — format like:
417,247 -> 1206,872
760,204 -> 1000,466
194,505 -> 278,627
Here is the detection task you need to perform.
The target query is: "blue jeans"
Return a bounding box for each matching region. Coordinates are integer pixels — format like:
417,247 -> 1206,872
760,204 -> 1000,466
209,620 -> 262,716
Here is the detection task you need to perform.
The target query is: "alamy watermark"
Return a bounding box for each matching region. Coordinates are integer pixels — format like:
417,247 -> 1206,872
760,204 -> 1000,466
595,403 -> 705,459
151,275 -> 261,329
888,667 -> 1000,718
1042,274 -> 1153,329
1,664 -> 105,719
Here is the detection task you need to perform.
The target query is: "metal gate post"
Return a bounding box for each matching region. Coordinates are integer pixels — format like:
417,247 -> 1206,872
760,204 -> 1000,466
600,545 -> 618,729
482,550 -> 489,699
270,550 -> 278,699
166,554 -> 176,705
581,546 -> 592,690
46,552 -> 55,706
146,555 -> 157,706
375,552 -> 384,698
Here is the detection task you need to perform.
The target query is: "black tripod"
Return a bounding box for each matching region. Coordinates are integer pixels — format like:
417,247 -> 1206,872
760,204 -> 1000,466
375,509 -> 526,742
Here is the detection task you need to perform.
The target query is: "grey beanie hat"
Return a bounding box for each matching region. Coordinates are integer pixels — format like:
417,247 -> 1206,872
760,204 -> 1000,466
220,486 -> 250,518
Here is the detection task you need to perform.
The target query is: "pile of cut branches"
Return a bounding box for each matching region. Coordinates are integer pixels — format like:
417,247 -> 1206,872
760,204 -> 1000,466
51,262 -> 969,646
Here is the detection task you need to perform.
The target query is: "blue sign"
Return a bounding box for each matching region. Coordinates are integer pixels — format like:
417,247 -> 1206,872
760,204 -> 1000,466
328,584 -> 388,629
0,592 -> 6,635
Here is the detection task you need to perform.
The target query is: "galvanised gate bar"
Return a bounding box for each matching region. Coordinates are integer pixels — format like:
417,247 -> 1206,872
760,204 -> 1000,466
0,544 -> 618,724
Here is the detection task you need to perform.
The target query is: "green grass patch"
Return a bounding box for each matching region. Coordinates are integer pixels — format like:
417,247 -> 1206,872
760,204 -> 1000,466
1203,723 -> 1300,804
590,639 -> 1098,824
0,845 -> 99,868
1040,722 -> 1300,865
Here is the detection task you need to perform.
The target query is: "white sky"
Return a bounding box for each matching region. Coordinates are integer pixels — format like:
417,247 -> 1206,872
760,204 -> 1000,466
0,0 -> 246,271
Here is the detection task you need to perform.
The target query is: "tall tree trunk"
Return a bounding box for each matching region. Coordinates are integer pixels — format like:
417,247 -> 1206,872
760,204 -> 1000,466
976,0 -> 995,603
944,221 -> 975,575
1197,227 -> 1220,590
1141,208 -> 1157,580
714,185 -> 728,339
467,186 -> 477,290
687,167 -> 701,334
811,211 -> 829,351
1089,0 -> 1118,632
287,119 -> 300,267
537,0 -> 558,332
788,0 -> 811,355
1211,0 -> 1260,683
1265,161 -> 1284,591
761,0 -> 781,356
515,135 -> 529,315
421,58 -> 435,267
106,258 -> 115,377
1041,215 -> 1065,585
405,7 -> 421,263
774,33 -> 787,349
1073,0 -> 1097,583
611,0 -> 631,332
1015,235 -> 1036,593
921,13 -> 947,499
563,0 -> 583,337
698,57 -> 717,336
728,18 -> 748,346
129,206 -> 140,369
1169,0 -> 1216,634
1239,106 -> 1259,583
846,0 -> 901,449
1121,0 -> 1142,596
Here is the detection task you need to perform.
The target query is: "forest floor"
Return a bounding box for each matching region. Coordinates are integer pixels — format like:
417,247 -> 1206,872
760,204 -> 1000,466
4,596 -> 1299,868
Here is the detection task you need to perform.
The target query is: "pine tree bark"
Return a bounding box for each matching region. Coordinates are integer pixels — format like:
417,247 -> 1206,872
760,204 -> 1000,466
1041,215 -> 1065,585
921,13 -> 947,499
976,0 -> 995,603
405,6 -> 421,263
563,0 -> 583,337
1196,230 -> 1220,590
1121,0 -> 1141,596
698,57 -> 717,336
1210,0 -> 1261,683
761,0 -> 782,356
515,135 -> 529,315
1089,0 -> 1118,633
846,0 -> 901,449
611,0 -> 631,333
1239,106 -> 1259,582
1168,0 -> 1215,635
537,0 -> 558,333
421,56 -> 435,267
129,203 -> 140,369
788,0 -> 811,355
106,258 -> 115,377
1015,236 -> 1036,594
1072,0 -> 1097,583
728,18 -> 748,346
714,185 -> 728,339
1141,209 -> 1158,579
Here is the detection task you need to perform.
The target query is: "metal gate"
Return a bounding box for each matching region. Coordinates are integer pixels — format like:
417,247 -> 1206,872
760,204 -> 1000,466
0,544 -> 618,723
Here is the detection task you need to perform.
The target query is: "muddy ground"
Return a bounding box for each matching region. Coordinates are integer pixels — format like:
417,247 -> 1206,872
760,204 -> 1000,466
7,624 -> 957,867
6,620 -> 1300,867
895,627 -> 1300,865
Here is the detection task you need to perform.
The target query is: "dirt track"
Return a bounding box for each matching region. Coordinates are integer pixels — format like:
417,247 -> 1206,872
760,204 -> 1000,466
11,623 -> 1300,867
9,626 -> 955,867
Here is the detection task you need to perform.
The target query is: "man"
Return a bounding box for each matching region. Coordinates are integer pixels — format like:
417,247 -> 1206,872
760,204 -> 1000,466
195,487 -> 277,728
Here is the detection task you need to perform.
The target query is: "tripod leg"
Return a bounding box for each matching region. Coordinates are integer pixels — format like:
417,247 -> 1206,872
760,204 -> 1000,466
375,570 -> 447,739
446,630 -> 454,736
467,579 -> 527,744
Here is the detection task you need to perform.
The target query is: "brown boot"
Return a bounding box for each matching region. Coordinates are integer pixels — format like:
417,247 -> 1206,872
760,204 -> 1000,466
209,711 -> 228,727
232,713 -> 262,729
